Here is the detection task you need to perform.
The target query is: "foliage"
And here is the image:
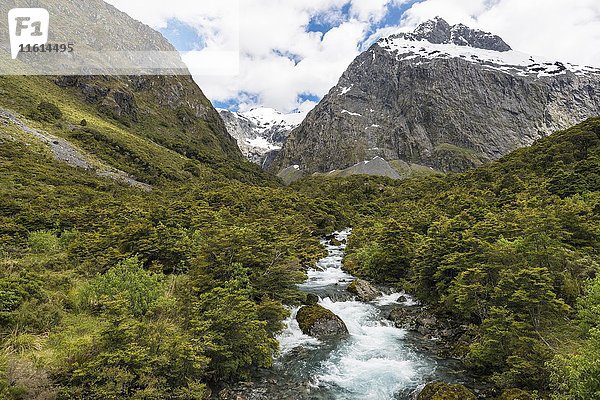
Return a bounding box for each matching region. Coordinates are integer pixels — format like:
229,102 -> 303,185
29,101 -> 63,122
78,256 -> 165,317
27,230 -> 61,254
416,381 -> 477,400
295,117 -> 600,393
0,91 -> 346,396
190,287 -> 278,381
1,69 -> 599,397
548,275 -> 600,399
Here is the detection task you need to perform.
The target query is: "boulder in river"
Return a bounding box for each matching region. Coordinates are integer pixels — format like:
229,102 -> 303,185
347,279 -> 381,302
296,305 -> 348,338
304,293 -> 319,305
330,238 -> 342,246
387,307 -> 439,335
417,382 -> 477,400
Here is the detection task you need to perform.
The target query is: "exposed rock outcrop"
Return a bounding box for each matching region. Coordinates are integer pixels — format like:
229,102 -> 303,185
347,279 -> 381,302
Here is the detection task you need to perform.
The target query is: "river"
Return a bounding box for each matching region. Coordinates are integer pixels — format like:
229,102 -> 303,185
234,229 -> 468,400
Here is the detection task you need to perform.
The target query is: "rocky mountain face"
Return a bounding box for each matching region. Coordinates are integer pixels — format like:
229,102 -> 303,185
271,17 -> 600,177
219,108 -> 305,168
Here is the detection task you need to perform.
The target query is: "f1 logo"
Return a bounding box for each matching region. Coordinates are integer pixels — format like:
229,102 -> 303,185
8,8 -> 49,59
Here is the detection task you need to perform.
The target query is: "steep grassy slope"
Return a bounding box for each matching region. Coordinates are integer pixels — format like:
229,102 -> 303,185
0,74 -> 274,186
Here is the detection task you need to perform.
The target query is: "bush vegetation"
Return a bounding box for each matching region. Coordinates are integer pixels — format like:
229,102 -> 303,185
1,70 -> 598,398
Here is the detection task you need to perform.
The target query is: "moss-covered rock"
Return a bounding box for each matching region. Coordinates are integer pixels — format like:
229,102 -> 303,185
296,305 -> 348,338
417,382 -> 477,400
497,388 -> 532,400
304,293 -> 319,305
347,279 -> 381,302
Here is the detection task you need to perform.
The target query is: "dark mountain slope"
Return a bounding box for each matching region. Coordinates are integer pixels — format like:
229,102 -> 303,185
273,18 -> 600,177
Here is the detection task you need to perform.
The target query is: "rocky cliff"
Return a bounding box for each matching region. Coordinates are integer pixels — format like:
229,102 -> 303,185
272,17 -> 600,176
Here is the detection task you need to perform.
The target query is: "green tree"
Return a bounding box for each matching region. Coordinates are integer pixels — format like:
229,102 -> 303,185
190,286 -> 278,381
79,256 -> 164,317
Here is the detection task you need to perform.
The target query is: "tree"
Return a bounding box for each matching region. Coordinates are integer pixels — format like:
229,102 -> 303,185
190,287 -> 278,381
78,256 -> 164,317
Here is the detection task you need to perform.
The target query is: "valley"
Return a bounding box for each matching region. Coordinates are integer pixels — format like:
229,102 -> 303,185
1,2 -> 599,400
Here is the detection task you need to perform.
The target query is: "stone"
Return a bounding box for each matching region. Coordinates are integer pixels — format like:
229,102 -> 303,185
304,293 -> 319,305
387,307 -> 440,335
347,279 -> 381,302
416,315 -> 438,336
417,382 -> 477,400
387,307 -> 418,331
296,305 -> 348,338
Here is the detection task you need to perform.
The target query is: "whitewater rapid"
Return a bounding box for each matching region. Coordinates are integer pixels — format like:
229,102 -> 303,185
236,229 -> 464,400
275,229 -> 438,399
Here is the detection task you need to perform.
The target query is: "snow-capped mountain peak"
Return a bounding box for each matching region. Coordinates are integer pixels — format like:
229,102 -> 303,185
271,17 -> 600,178
219,107 -> 307,168
377,18 -> 600,78
395,17 -> 511,52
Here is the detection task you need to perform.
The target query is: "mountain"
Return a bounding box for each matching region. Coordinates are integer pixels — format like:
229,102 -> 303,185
271,17 -> 600,178
219,108 -> 306,168
0,0 -> 271,186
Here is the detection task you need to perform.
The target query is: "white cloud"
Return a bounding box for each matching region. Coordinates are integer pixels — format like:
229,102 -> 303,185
105,0 -> 401,112
105,0 -> 600,112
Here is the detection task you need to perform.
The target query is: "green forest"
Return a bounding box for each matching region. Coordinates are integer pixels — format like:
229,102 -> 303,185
0,71 -> 599,399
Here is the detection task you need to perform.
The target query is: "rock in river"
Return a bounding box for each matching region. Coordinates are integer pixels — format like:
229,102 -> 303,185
304,293 -> 319,305
347,279 -> 381,302
296,305 -> 348,338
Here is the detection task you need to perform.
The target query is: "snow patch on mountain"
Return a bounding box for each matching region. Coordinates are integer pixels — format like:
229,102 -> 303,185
341,110 -> 363,117
241,107 -> 306,133
378,35 -> 599,78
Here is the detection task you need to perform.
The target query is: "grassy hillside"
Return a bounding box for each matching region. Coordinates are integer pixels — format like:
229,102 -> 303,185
0,87 -> 348,397
0,75 -> 275,186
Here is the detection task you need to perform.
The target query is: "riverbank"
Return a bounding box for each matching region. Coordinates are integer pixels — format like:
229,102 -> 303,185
217,229 -> 482,400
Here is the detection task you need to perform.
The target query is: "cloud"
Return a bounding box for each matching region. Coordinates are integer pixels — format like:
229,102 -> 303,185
105,0 -> 599,112
105,0 -> 404,112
